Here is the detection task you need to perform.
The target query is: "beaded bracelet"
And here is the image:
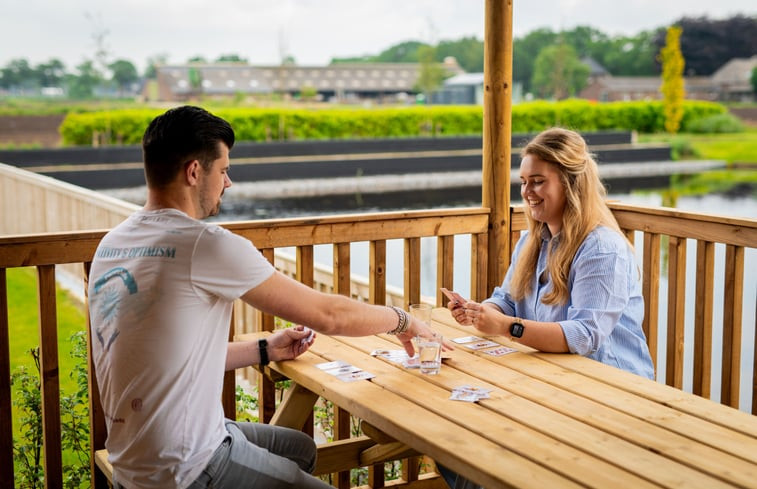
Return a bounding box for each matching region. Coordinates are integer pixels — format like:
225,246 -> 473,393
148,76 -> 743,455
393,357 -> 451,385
388,306 -> 410,335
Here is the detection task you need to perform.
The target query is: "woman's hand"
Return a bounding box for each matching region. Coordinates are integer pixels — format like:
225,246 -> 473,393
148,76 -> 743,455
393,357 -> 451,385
462,302 -> 505,336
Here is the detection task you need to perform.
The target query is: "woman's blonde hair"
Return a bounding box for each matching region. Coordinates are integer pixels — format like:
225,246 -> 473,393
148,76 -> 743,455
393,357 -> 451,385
510,128 -> 624,305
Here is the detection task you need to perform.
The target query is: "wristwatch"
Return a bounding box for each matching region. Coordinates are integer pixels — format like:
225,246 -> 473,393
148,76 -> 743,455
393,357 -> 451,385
509,319 -> 525,339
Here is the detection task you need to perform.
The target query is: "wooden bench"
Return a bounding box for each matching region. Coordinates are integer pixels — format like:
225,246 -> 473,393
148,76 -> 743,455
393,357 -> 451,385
94,449 -> 114,485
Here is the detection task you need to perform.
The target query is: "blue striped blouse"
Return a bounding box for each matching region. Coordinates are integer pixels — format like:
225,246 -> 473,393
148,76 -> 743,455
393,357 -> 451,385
484,226 -> 655,379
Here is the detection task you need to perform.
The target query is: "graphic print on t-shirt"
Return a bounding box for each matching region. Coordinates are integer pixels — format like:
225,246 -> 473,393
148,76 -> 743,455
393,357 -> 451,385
91,267 -> 138,352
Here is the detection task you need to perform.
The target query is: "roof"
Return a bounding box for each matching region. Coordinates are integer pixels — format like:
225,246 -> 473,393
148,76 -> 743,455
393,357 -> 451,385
591,76 -> 714,92
581,57 -> 609,77
443,73 -> 485,86
712,56 -> 757,86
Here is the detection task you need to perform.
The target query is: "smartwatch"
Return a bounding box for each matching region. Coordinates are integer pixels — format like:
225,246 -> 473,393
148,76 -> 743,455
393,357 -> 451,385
258,338 -> 270,366
509,319 -> 525,339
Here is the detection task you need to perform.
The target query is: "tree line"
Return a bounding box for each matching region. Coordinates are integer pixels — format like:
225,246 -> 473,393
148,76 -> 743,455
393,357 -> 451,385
1,14 -> 754,99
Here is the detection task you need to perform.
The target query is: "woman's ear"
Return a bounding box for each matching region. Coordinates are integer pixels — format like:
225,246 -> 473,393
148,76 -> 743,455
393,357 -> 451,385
184,159 -> 201,186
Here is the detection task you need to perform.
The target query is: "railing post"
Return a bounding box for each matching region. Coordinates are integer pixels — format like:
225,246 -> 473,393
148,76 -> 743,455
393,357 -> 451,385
258,248 -> 277,424
483,0 -> 514,294
37,265 -> 63,489
0,269 -> 14,487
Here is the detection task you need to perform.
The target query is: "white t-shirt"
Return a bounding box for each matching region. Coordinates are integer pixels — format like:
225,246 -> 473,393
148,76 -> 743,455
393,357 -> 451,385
88,209 -> 274,489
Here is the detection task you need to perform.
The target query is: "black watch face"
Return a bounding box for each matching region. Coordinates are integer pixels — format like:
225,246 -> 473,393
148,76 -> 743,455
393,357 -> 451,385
511,322 -> 525,338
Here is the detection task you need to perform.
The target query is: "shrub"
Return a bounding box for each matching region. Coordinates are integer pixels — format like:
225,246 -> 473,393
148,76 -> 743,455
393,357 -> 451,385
683,113 -> 745,134
58,100 -> 730,146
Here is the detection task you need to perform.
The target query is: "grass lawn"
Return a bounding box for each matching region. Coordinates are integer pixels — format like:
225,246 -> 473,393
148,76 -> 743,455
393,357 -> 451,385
7,267 -> 89,484
639,126 -> 757,165
638,127 -> 757,197
8,267 -> 87,376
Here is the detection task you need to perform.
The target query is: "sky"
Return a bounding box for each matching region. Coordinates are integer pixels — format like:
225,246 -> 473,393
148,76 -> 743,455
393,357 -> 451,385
1,0 -> 754,73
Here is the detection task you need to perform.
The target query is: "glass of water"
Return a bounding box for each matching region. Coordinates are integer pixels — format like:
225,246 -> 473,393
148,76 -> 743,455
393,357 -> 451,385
417,332 -> 442,375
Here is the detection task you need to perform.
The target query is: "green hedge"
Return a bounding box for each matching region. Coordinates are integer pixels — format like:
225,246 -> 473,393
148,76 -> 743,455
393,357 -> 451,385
59,100 -> 727,146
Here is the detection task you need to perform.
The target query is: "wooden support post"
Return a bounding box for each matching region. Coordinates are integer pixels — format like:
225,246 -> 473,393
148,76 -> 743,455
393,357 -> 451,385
271,384 -> 319,429
483,0 -> 514,294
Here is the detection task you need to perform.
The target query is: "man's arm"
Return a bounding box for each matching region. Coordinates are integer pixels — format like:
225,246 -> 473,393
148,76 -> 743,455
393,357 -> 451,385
226,326 -> 315,370
240,271 -> 435,355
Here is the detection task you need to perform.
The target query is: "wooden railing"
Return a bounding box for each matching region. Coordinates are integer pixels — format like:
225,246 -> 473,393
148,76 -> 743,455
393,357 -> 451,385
1,204 -> 755,488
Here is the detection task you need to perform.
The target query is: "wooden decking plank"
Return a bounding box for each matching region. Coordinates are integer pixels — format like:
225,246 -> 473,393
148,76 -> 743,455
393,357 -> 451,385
263,342 -> 580,489
328,333 -> 730,489
499,350 -> 757,462
423,321 -> 757,487
432,308 -> 757,438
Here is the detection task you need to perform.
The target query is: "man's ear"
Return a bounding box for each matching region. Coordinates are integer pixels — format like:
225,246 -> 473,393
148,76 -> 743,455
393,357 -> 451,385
184,160 -> 201,186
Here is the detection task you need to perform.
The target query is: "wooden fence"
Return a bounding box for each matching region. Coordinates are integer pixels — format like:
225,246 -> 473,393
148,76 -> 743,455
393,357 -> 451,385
1,202 -> 755,488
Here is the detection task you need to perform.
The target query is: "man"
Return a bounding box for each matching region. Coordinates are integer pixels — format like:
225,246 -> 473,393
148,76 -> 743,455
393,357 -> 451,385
88,105 -> 435,489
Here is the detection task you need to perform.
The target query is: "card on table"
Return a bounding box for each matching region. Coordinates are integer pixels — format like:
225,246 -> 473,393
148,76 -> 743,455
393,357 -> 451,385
482,346 -> 516,356
324,364 -> 362,376
449,385 -> 493,402
337,371 -> 376,382
452,335 -> 485,344
316,360 -> 350,371
464,340 -> 500,350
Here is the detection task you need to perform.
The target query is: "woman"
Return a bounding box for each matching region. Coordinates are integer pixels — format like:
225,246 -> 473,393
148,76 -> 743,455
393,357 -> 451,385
450,127 -> 654,379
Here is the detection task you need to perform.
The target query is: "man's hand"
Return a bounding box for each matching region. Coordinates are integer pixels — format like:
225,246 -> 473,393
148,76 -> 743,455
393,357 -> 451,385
397,317 -> 454,357
267,326 -> 316,362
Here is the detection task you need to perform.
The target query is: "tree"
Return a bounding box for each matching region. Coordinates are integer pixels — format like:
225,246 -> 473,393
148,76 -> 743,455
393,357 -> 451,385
216,54 -> 247,63
35,59 -> 66,87
436,37 -> 484,72
514,28 -> 559,94
653,15 -> 757,75
144,53 -> 168,79
375,41 -> 427,63
414,45 -> 446,102
66,60 -> 102,99
531,43 -> 589,100
659,26 -> 685,133
108,59 -> 138,95
751,66 -> 757,96
0,58 -> 36,90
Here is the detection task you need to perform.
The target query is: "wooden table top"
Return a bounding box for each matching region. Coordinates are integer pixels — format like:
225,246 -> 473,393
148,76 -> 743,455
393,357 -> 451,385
239,307 -> 757,489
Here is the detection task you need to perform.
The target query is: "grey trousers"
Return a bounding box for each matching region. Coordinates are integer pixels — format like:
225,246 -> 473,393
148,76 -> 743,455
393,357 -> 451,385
186,420 -> 332,489
114,420 -> 332,489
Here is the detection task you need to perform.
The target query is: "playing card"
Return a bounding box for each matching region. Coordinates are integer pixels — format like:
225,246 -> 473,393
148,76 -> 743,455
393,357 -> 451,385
450,385 -> 492,402
440,287 -> 467,304
316,360 -> 350,371
300,327 -> 315,346
482,346 -> 516,356
337,370 -> 376,382
449,390 -> 480,402
452,336 -> 485,344
464,340 -> 500,350
323,364 -> 362,376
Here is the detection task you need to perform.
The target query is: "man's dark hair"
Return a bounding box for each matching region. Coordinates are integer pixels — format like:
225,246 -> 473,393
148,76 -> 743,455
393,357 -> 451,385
142,105 -> 235,188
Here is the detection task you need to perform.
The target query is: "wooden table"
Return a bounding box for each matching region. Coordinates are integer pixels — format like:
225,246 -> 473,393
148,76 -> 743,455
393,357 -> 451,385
239,308 -> 757,489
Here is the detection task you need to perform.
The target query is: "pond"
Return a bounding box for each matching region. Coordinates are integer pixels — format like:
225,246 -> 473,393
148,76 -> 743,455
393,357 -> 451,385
215,189 -> 756,412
